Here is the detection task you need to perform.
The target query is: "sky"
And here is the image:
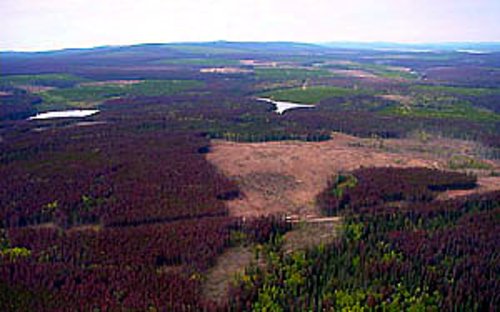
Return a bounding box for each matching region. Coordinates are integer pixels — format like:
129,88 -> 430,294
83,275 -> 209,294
1,0 -> 500,51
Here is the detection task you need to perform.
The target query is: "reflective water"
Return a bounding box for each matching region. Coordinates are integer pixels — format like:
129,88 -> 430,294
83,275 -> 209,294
28,110 -> 100,120
257,98 -> 315,114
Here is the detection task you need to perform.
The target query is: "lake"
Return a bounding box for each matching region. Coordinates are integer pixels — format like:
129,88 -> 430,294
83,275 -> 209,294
256,98 -> 315,114
28,110 -> 100,120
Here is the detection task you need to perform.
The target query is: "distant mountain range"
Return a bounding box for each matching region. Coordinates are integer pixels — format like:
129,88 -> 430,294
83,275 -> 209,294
320,41 -> 500,52
2,41 -> 500,56
1,41 -> 324,57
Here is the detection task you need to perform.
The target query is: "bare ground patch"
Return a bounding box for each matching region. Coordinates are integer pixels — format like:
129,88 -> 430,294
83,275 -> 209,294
203,133 -> 500,304
67,224 -> 102,233
283,218 -> 341,254
17,85 -> 56,93
78,80 -> 142,87
202,246 -> 256,303
209,134 -> 434,217
330,69 -> 379,79
204,134 -> 499,301
207,133 -> 499,217
240,60 -> 279,67
200,67 -> 253,74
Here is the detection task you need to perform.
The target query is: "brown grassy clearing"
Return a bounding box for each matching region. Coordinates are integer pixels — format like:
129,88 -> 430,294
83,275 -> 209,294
207,133 -> 498,218
201,246 -> 257,302
78,80 -> 142,87
208,133 -> 498,217
200,67 -> 253,74
17,85 -> 56,93
283,218 -> 341,254
330,69 -> 379,79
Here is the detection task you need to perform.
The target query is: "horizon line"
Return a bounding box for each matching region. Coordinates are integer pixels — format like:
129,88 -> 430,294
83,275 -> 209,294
2,39 -> 500,53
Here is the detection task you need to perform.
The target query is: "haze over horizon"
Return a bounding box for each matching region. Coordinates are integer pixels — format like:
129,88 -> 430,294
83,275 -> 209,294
1,0 -> 500,52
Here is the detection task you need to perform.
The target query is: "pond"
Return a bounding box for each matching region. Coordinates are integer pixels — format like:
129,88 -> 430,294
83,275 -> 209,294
256,98 -> 315,114
28,110 -> 100,120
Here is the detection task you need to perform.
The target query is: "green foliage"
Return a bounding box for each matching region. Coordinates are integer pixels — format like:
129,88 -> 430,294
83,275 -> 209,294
283,251 -> 308,295
331,289 -> 367,311
81,195 -> 106,213
265,233 -> 284,254
261,86 -> 366,104
325,61 -> 419,80
230,230 -> 249,246
0,73 -> 88,87
381,84 -> 500,122
382,101 -> 499,122
381,249 -> 403,263
127,80 -> 204,97
38,200 -> 59,222
37,80 -> 204,111
232,191 -> 499,311
380,284 -> 441,312
0,247 -> 31,261
448,155 -> 493,170
252,284 -> 285,312
43,200 -> 59,212
412,85 -> 500,97
344,222 -> 364,242
359,63 -> 418,80
40,85 -> 124,104
331,174 -> 358,198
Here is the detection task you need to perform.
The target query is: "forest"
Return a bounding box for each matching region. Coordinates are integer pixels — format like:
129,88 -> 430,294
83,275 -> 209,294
0,41 -> 499,311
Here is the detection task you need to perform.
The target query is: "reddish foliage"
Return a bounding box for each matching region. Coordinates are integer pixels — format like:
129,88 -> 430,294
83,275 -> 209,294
318,167 -> 476,215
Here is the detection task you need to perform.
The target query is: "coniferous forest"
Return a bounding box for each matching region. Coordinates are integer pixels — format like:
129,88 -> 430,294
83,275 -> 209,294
1,42 -> 499,311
